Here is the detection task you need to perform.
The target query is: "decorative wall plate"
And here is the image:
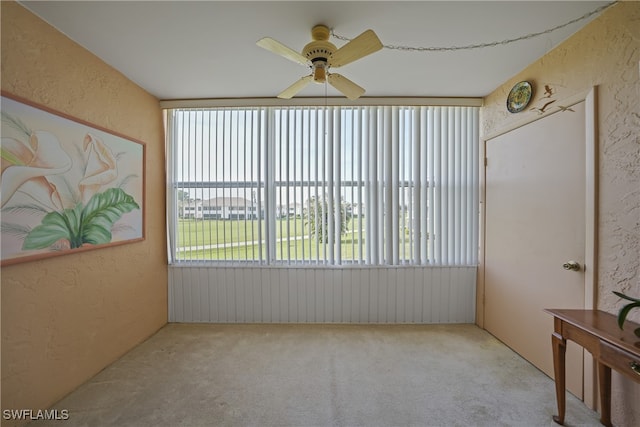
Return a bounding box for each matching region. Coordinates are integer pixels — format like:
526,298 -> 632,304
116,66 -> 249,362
506,81 -> 533,113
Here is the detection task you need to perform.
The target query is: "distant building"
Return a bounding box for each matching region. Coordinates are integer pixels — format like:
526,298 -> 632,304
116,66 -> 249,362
183,197 -> 259,219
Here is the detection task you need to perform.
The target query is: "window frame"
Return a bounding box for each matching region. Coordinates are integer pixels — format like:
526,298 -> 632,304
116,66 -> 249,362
165,101 -> 480,267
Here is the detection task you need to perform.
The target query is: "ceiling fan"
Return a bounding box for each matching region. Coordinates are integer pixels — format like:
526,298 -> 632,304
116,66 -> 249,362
257,24 -> 383,100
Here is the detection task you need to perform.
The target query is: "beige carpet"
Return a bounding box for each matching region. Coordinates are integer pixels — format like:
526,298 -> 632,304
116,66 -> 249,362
31,324 -> 600,427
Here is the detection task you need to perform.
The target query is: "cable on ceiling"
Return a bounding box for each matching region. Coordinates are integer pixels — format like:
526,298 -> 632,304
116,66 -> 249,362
330,1 -> 617,52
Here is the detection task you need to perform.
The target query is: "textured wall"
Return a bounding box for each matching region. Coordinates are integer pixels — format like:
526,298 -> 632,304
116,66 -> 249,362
0,2 -> 167,425
482,2 -> 639,425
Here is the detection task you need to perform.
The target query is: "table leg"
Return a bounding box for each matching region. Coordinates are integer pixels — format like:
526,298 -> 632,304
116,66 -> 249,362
552,330 -> 566,425
598,361 -> 612,427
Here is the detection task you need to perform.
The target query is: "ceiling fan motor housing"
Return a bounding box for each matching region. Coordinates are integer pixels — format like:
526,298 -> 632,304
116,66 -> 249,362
302,40 -> 336,62
303,40 -> 336,83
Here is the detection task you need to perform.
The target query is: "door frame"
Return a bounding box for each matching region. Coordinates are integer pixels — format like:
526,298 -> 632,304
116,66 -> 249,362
477,86 -> 598,408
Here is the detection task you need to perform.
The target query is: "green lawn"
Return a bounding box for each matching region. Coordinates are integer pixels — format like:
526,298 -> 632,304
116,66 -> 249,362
176,218 -> 417,261
176,218 -> 372,261
178,218 -> 265,247
175,236 -> 369,261
177,218 -> 369,245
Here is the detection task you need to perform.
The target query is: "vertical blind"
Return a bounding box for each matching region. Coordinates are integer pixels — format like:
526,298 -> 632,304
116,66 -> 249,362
166,105 -> 479,266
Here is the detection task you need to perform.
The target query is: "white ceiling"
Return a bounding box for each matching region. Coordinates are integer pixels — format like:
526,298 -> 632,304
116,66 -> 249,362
19,1 -> 612,101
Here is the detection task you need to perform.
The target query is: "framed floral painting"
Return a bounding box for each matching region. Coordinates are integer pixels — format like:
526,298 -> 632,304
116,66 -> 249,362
1,92 -> 145,266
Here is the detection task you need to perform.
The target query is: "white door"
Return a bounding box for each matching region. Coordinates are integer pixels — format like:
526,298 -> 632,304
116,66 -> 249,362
484,101 -> 586,398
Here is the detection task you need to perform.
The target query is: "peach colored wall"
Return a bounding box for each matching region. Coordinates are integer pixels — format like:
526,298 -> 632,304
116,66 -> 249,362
481,2 -> 639,426
0,2 -> 167,425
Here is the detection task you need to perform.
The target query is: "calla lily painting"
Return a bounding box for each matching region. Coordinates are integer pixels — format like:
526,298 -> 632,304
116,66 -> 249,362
1,93 -> 144,265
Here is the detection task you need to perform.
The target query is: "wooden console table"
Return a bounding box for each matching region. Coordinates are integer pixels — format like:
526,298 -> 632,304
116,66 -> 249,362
544,309 -> 640,426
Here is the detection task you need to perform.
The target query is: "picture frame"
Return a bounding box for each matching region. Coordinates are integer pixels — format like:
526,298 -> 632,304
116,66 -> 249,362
1,91 -> 145,266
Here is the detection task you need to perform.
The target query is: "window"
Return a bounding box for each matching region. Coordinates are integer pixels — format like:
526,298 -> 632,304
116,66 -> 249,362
166,105 -> 478,266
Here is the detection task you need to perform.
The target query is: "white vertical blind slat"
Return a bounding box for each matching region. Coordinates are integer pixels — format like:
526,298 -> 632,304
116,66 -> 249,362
327,107 -> 335,263
358,109 -> 365,264
351,109 -> 357,263
434,108 -> 442,264
391,106 -> 399,265
257,109 -> 264,262
468,108 -> 476,265
453,110 -> 460,265
333,108 -> 341,265
383,107 -> 392,264
445,107 -> 453,265
413,107 -> 421,264
265,109 -> 274,263
166,111 -> 176,263
209,111 -> 217,254
314,109 -> 320,264
378,108 -> 385,264
366,107 -> 376,264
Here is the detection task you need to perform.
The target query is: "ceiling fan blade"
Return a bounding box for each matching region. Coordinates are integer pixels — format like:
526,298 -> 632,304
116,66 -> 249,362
257,37 -> 310,66
278,75 -> 314,99
329,29 -> 383,68
327,74 -> 365,100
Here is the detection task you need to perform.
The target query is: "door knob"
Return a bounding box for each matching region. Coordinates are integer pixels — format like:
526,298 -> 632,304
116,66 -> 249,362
562,261 -> 581,271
